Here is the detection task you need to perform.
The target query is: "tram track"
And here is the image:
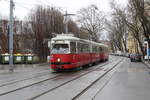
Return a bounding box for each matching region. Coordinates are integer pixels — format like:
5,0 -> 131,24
0,56 -> 119,100
0,66 -> 50,79
32,58 -> 124,100
0,67 -> 50,85
0,67 -> 52,83
31,57 -> 122,100
0,71 -> 52,87
0,56 -> 116,88
72,58 -> 126,100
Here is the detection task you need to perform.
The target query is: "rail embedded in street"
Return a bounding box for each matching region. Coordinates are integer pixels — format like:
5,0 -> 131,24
0,56 -> 119,100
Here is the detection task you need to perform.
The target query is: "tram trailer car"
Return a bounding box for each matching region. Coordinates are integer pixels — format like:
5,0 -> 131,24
49,34 -> 109,71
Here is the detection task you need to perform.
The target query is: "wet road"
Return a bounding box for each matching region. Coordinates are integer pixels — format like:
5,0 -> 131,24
0,56 -> 121,100
1,56 -> 148,100
93,58 -> 150,100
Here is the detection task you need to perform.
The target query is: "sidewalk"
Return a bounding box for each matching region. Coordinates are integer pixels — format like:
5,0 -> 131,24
142,59 -> 150,69
94,58 -> 150,100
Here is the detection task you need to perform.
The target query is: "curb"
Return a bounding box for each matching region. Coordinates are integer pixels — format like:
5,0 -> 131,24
0,63 -> 50,70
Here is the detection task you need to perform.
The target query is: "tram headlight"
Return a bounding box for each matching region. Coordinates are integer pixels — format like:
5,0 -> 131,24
57,58 -> 61,62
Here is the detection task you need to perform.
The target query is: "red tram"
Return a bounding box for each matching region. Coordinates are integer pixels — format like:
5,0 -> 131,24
49,34 -> 109,71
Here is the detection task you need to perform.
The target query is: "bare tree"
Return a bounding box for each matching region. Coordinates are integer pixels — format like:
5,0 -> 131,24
106,20 -> 124,52
0,19 -> 8,53
23,6 -> 79,62
68,19 -> 80,37
0,33 -> 8,53
20,21 -> 34,53
107,0 -> 150,56
77,4 -> 105,41
26,6 -> 65,62
106,1 -> 128,52
129,0 -> 150,44
122,0 -> 150,56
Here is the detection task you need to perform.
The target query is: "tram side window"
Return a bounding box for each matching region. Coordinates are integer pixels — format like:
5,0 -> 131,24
93,46 -> 97,53
78,43 -> 85,53
102,47 -> 104,52
81,43 -> 86,53
77,42 -> 90,53
103,47 -> 105,52
83,44 -> 89,53
99,47 -> 103,53
92,46 -> 94,53
104,47 -> 106,52
106,47 -> 108,52
70,42 -> 76,53
86,44 -> 90,53
97,46 -> 99,53
78,43 -> 82,53
82,43 -> 84,53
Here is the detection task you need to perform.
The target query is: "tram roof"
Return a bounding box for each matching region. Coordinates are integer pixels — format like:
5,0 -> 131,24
51,33 -> 108,48
51,33 -> 80,41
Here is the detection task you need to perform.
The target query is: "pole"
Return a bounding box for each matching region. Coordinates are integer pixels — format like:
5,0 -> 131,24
63,11 -> 75,34
65,11 -> 68,34
9,0 -> 14,71
64,11 -> 68,34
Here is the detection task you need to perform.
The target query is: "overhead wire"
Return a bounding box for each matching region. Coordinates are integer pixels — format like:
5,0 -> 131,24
15,3 -> 32,11
4,0 -> 50,7
4,0 -> 33,11
2,0 -> 68,11
2,0 -> 70,17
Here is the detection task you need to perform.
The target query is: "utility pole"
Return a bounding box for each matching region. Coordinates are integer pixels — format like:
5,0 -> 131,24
9,0 -> 14,71
63,11 -> 75,34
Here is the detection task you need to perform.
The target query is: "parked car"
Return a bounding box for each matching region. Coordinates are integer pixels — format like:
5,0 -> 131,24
130,54 -> 142,62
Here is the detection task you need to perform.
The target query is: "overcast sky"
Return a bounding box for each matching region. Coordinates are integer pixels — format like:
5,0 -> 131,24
0,0 -> 127,20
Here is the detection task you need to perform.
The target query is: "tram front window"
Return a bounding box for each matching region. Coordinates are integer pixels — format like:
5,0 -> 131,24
51,44 -> 69,54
